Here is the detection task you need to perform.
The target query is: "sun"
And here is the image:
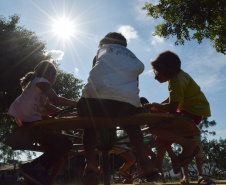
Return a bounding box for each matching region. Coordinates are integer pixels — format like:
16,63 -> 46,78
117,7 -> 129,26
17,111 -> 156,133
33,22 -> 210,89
52,18 -> 76,39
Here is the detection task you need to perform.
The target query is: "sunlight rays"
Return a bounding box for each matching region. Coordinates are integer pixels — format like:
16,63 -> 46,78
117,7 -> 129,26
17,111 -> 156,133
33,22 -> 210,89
52,17 -> 76,39
29,0 -> 101,48
28,0 -> 110,76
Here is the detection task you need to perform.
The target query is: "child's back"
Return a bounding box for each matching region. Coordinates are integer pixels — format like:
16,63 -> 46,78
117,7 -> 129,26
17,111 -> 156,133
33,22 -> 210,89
168,69 -> 210,117
8,77 -> 49,122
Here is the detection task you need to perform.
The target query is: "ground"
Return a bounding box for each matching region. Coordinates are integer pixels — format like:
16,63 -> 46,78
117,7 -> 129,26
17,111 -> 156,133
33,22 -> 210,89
1,180 -> 226,185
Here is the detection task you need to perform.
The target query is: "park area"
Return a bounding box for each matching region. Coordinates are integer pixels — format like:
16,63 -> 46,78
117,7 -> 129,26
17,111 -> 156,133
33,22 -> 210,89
0,0 -> 225,185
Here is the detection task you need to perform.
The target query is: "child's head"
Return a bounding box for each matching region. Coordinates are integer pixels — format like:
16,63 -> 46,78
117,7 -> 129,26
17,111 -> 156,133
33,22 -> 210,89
99,32 -> 127,48
140,97 -> 149,106
34,60 -> 57,80
20,60 -> 57,90
151,51 -> 181,83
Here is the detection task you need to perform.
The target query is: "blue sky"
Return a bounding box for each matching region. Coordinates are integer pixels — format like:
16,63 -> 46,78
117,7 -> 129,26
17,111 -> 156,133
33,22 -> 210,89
1,0 -> 226,141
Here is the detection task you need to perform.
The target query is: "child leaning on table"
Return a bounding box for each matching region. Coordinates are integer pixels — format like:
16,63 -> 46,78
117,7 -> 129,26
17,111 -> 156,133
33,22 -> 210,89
145,51 -> 211,167
8,60 -> 77,185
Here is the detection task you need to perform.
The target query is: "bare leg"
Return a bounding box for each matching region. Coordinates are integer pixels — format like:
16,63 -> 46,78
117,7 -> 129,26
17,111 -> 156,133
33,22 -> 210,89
196,157 -> 203,180
98,165 -> 103,179
98,155 -> 103,180
123,125 -> 158,176
49,154 -> 68,185
119,151 -> 136,174
167,147 -> 177,160
167,147 -> 182,174
83,128 -> 99,173
136,159 -> 143,179
182,165 -> 189,180
147,149 -> 157,163
155,144 -> 167,174
150,129 -> 198,159
118,151 -> 136,183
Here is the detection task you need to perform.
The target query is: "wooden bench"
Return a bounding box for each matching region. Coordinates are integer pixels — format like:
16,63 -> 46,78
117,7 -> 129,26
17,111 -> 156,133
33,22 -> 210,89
4,113 -> 200,185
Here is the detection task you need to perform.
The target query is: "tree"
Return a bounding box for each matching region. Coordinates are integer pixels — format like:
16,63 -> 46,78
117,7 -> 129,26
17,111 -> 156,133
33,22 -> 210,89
142,0 -> 226,54
202,138 -> 226,178
199,117 -> 216,136
199,118 -> 226,178
52,68 -> 83,100
0,14 -> 51,114
0,14 -> 83,163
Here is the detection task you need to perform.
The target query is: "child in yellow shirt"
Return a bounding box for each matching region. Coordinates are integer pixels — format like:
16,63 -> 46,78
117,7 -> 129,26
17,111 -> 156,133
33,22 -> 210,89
145,51 -> 211,168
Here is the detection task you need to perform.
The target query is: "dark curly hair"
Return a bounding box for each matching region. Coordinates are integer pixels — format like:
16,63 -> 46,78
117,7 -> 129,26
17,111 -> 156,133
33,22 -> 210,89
151,51 -> 181,78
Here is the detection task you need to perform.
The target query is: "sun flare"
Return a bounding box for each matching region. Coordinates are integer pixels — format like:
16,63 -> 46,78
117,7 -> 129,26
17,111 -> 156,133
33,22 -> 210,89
52,18 -> 75,39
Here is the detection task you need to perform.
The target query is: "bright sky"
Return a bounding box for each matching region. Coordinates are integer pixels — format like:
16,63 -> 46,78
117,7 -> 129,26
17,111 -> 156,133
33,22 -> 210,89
1,0 -> 226,142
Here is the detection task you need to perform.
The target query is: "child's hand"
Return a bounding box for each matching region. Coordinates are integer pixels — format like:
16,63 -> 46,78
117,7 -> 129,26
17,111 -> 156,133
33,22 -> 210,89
144,103 -> 162,113
42,115 -> 52,120
144,103 -> 156,109
63,113 -> 77,117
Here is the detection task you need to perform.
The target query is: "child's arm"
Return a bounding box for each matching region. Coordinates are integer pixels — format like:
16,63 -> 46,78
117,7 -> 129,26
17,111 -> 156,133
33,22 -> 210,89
36,82 -> 77,107
44,99 -> 76,118
145,101 -> 179,113
45,99 -> 62,114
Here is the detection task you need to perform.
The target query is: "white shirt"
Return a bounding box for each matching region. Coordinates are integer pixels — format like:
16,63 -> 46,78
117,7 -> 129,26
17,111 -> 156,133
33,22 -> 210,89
82,44 -> 144,107
8,77 -> 49,122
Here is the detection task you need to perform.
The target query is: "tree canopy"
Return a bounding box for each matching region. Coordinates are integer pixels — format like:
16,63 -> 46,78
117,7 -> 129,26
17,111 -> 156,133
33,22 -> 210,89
202,137 -> 226,177
0,14 -> 83,163
142,0 -> 226,54
0,14 -> 51,114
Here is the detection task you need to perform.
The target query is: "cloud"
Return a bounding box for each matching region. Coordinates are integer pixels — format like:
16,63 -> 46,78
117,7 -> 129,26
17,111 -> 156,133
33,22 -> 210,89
74,68 -> 79,74
147,32 -> 174,52
169,44 -> 174,48
195,74 -> 225,93
184,45 -> 226,93
118,25 -> 138,42
142,70 -> 154,76
151,34 -> 164,45
132,0 -> 159,23
49,50 -> 64,61
206,129 -> 226,141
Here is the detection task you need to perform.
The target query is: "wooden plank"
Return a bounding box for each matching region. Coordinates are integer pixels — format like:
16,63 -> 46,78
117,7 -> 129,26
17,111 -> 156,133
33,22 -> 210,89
34,113 -> 200,137
5,113 -> 200,150
33,113 -> 173,129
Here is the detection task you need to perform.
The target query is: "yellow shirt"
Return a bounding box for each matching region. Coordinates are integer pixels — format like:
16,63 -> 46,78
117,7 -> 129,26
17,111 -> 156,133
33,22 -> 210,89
168,70 -> 211,117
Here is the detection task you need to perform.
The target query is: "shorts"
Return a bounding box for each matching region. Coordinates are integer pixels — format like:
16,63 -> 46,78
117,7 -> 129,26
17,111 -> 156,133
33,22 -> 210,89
110,145 -> 129,155
176,110 -> 202,125
77,97 -> 142,117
